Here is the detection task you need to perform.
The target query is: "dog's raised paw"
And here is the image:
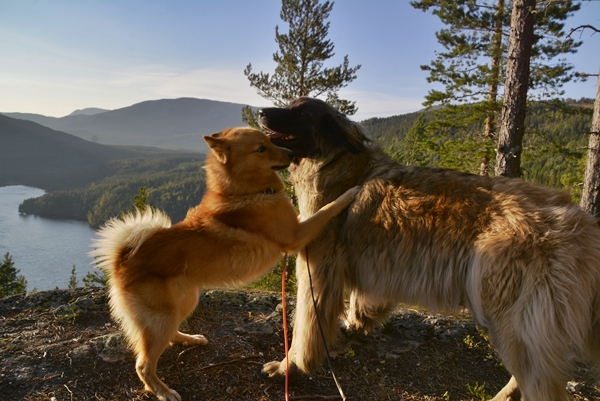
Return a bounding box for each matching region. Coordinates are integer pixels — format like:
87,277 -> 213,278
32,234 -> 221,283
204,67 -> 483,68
339,186 -> 361,204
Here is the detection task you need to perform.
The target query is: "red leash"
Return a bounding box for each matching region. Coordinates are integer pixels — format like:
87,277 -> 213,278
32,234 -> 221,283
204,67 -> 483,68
281,254 -> 290,401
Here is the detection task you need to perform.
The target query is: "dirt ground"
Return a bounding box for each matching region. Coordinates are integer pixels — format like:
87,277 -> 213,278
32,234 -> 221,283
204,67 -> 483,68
1,287 -> 598,401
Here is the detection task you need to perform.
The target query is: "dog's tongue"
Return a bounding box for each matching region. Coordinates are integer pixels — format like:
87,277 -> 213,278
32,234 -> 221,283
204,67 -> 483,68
264,130 -> 287,139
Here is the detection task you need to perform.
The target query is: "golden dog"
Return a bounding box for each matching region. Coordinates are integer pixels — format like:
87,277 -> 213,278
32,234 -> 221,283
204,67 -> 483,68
90,127 -> 359,401
258,97 -> 600,401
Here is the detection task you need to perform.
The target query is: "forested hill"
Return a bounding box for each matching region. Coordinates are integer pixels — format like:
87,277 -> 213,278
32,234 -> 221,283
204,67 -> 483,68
359,100 -> 594,198
0,114 -> 201,191
1,113 -> 208,226
4,99 -> 593,227
361,110 -> 423,144
3,98 -> 257,152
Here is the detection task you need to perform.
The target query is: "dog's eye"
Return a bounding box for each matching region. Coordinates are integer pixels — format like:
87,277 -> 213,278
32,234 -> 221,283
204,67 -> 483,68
257,146 -> 266,153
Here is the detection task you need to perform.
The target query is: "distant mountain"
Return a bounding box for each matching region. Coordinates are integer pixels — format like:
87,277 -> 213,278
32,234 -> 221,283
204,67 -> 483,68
2,98 -> 257,152
0,114 -> 201,190
68,107 -> 109,116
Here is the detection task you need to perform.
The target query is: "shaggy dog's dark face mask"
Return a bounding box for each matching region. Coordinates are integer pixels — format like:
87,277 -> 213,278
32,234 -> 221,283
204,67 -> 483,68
258,97 -> 368,161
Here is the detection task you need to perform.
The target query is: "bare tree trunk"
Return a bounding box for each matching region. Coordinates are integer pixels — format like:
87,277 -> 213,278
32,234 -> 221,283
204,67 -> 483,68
484,0 -> 504,140
480,0 -> 505,177
494,0 -> 536,178
580,70 -> 600,221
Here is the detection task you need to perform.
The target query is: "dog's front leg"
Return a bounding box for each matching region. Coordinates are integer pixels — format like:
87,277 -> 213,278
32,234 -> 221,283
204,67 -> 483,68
262,252 -> 344,379
282,186 -> 360,253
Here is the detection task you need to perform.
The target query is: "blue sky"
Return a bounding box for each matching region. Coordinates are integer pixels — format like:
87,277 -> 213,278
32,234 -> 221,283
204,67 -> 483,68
1,0 -> 599,121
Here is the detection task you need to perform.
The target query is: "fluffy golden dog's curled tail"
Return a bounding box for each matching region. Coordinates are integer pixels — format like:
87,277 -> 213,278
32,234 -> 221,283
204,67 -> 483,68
90,208 -> 172,349
90,208 -> 172,276
89,208 -> 172,321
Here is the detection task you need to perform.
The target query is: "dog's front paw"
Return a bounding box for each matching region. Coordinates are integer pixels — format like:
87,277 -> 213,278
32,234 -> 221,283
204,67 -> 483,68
339,186 -> 361,205
261,359 -> 298,382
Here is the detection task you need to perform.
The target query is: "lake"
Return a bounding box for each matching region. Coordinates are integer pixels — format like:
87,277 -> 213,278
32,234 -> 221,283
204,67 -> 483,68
0,185 -> 98,291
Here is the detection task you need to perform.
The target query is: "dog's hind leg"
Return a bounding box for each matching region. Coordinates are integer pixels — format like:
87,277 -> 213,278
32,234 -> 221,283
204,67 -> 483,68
171,331 -> 208,346
170,288 -> 208,347
486,312 -> 570,401
134,316 -> 182,401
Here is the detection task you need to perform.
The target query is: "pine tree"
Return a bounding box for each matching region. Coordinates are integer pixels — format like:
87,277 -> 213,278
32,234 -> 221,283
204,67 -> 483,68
83,270 -> 108,287
68,265 -> 78,289
244,0 -> 361,123
0,253 -> 27,298
411,0 -> 582,175
400,113 -> 434,167
131,186 -> 149,213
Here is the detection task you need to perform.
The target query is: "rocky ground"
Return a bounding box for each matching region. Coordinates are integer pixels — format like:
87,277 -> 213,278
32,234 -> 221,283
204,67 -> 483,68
1,287 -> 598,401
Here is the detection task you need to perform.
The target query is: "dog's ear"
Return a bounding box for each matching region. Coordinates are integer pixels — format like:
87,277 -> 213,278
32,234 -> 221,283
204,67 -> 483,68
203,134 -> 229,164
320,113 -> 367,154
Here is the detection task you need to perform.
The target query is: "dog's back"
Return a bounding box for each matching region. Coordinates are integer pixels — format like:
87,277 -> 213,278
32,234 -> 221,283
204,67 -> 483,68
259,97 -> 600,400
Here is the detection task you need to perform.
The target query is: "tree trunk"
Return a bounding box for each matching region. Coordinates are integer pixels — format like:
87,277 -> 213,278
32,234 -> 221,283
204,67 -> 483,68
580,70 -> 600,221
480,0 -> 505,177
494,0 -> 536,178
484,0 -> 504,140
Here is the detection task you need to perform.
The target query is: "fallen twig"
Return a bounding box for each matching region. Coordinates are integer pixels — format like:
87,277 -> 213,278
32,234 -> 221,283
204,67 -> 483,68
197,355 -> 260,371
175,345 -> 203,361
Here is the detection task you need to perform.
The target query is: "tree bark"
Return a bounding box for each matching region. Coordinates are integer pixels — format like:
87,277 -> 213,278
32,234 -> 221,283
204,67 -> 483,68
494,0 -> 536,178
580,70 -> 600,221
480,0 -> 505,177
484,0 -> 504,141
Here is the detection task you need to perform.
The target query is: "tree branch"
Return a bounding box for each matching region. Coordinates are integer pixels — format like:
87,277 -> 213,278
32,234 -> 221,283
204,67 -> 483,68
567,24 -> 600,38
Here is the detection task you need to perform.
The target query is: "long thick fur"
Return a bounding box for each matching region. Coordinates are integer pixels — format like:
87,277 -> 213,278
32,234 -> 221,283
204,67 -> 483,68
91,208 -> 172,355
89,127 -> 359,401
259,97 -> 600,401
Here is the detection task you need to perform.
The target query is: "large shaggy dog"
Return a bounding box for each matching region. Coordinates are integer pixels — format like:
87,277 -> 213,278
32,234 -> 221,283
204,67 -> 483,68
258,97 -> 600,400
90,127 -> 359,401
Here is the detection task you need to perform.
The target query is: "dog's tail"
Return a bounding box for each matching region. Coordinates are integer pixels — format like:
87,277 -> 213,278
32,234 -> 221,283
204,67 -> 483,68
90,208 -> 172,352
89,208 -> 172,278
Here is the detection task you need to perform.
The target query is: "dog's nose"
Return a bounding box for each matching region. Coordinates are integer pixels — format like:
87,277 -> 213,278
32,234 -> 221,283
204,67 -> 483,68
258,109 -> 265,117
288,150 -> 295,160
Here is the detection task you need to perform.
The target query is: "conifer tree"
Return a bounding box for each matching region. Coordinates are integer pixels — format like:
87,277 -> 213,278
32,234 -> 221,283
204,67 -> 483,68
412,0 -> 582,175
68,265 -> 78,289
244,0 -> 360,125
131,186 -> 149,213
0,253 -> 27,298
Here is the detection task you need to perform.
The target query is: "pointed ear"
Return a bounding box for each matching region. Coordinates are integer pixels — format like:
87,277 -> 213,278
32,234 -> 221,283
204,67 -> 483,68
203,134 -> 229,164
319,113 -> 368,154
